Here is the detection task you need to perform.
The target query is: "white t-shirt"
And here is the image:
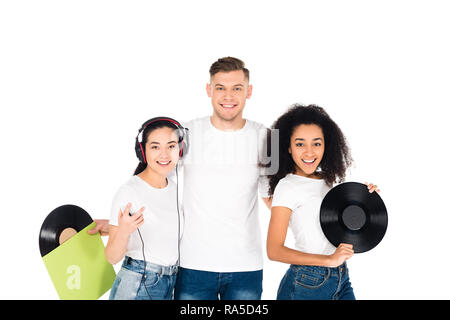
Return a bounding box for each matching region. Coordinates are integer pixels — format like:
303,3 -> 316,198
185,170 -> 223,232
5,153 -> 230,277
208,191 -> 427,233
110,175 -> 182,266
178,116 -> 270,272
271,173 -> 336,256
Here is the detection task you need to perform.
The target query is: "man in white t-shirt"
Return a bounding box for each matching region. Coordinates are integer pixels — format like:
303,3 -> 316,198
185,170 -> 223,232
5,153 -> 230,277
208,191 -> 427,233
90,57 -> 274,300
174,57 -> 273,300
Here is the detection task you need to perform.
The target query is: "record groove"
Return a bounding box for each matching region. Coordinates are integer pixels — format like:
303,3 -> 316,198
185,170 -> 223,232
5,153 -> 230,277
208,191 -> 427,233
39,204 -> 93,257
320,182 -> 388,253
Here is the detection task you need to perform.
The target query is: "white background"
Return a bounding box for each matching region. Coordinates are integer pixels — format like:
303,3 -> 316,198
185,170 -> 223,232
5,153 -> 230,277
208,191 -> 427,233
1,0 -> 449,300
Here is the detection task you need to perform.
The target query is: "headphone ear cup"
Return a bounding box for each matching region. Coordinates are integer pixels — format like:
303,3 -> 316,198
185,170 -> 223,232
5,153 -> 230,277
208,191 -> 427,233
135,139 -> 146,163
178,129 -> 189,158
179,141 -> 184,158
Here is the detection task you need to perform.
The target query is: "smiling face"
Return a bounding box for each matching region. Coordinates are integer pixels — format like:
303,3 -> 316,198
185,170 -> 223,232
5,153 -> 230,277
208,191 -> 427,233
206,70 -> 252,127
289,124 -> 325,178
144,126 -> 180,177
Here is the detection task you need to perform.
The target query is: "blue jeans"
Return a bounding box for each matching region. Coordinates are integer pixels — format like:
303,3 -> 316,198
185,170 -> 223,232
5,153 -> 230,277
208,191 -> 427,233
109,256 -> 178,300
276,263 -> 355,300
174,267 -> 263,300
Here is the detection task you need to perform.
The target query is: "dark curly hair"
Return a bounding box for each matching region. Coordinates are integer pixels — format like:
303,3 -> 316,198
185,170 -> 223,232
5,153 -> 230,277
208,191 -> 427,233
266,104 -> 352,196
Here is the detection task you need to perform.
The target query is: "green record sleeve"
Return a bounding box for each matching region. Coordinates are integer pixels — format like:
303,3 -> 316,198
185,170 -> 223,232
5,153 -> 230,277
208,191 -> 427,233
42,222 -> 116,300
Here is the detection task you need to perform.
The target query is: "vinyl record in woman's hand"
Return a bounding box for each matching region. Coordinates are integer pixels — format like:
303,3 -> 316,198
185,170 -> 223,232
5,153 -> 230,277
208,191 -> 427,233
320,182 -> 388,253
39,205 -> 93,257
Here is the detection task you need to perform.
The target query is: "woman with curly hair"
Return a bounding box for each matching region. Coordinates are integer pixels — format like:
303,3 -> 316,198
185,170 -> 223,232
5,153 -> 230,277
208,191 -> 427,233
266,104 -> 379,300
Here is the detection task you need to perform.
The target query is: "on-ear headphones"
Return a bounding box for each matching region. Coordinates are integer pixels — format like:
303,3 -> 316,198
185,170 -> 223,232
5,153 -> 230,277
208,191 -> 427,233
135,117 -> 189,164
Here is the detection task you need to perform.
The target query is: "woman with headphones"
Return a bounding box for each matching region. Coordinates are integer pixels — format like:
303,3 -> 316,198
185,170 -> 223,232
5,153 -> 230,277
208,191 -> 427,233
105,117 -> 187,300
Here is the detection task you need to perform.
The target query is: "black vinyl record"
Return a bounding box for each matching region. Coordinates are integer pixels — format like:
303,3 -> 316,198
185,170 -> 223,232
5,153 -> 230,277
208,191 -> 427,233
320,182 -> 388,253
39,204 -> 93,257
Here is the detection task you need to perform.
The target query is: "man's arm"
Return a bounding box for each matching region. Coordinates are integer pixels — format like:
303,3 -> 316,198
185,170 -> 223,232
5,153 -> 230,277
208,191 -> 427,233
87,219 -> 110,236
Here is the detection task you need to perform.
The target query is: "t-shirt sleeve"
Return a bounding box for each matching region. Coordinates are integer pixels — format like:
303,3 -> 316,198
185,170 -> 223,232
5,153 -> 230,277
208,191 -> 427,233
271,179 -> 299,211
258,175 -> 270,198
109,185 -> 137,226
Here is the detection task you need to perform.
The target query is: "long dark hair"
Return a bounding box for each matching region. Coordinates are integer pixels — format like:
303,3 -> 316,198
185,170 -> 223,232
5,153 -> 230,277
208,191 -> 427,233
134,120 -> 179,175
267,104 -> 352,196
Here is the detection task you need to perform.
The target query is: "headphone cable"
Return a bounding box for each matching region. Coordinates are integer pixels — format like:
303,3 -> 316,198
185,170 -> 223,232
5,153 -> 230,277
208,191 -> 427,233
137,228 -> 152,299
137,164 -> 181,300
176,163 -> 181,268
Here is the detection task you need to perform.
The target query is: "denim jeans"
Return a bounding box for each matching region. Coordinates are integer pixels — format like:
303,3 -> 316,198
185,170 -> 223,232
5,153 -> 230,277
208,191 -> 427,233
109,256 -> 178,300
174,267 -> 263,300
276,263 -> 355,300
